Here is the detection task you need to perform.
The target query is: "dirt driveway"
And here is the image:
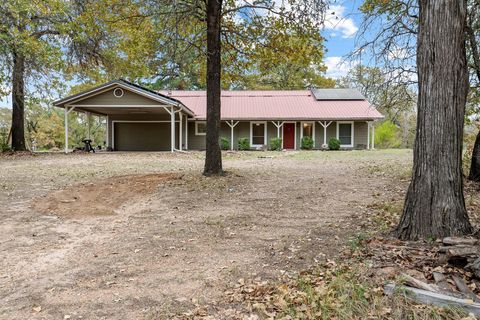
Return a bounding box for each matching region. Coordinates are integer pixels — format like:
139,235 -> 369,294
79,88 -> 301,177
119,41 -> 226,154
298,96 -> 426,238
0,150 -> 412,319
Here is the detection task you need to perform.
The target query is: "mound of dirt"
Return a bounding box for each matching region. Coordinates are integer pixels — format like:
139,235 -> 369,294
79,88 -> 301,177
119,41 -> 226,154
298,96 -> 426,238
33,173 -> 176,217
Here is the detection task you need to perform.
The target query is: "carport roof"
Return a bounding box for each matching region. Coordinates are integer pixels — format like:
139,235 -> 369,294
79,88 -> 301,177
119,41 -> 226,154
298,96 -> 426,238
53,79 -> 195,116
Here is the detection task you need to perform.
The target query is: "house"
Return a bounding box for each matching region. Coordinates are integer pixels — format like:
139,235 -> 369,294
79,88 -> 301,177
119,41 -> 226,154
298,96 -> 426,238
53,79 -> 383,152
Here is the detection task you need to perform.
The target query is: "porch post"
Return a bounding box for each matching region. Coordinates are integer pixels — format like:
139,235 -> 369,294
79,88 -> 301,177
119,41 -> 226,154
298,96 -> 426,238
271,121 -> 284,139
170,106 -> 175,152
372,123 -> 375,150
185,117 -> 188,150
230,122 -> 234,150
323,126 -> 326,145
64,107 -> 68,153
179,112 -> 183,151
226,120 -> 239,150
366,121 -> 370,150
318,121 -> 332,146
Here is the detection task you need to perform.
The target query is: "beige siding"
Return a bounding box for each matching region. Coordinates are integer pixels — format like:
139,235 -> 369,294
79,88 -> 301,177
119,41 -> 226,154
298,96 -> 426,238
354,121 -> 368,149
235,122 -> 250,148
78,87 -> 163,106
326,122 -> 337,142
107,114 -> 173,148
114,122 -> 179,151
187,121 -> 206,150
219,122 -> 231,147
266,122 -> 278,148
184,121 -> 367,150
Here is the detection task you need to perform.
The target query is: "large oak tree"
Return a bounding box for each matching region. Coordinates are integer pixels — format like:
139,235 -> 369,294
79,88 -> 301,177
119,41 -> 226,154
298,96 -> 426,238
0,0 -> 155,151
395,0 -> 473,239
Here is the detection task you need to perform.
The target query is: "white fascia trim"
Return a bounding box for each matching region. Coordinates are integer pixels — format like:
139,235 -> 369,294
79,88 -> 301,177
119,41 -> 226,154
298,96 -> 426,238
336,121 -> 355,148
195,121 -> 206,136
281,121 -> 297,150
56,81 -> 195,117
250,121 -> 267,148
60,82 -> 177,106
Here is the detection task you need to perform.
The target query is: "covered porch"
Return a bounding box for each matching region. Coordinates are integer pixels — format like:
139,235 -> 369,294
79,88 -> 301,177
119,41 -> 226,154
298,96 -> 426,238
187,119 -> 377,150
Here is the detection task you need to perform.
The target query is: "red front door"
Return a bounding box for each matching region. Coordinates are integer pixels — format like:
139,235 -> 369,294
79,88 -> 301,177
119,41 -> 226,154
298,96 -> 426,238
283,123 -> 295,149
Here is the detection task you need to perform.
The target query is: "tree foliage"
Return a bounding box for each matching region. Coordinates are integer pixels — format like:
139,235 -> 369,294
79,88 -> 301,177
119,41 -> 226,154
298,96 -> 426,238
338,65 -> 416,148
143,1 -> 333,91
0,0 -> 159,150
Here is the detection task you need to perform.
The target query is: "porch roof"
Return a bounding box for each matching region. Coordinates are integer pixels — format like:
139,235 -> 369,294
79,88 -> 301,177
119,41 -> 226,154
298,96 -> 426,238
159,90 -> 384,121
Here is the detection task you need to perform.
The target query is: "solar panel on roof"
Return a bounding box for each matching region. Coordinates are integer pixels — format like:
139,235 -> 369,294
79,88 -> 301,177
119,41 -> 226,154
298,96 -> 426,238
310,89 -> 365,100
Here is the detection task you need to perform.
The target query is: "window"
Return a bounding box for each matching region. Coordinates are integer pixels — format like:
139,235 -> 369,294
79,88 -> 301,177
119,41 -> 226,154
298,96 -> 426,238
337,122 -> 354,147
301,122 -> 314,139
250,122 -> 266,146
195,121 -> 206,135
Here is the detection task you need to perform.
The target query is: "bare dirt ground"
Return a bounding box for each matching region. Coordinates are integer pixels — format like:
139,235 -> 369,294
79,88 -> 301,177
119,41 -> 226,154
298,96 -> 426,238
0,150 -> 412,319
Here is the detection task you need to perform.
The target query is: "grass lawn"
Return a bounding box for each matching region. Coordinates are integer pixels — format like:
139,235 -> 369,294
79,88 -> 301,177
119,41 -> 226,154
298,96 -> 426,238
3,149 -> 471,319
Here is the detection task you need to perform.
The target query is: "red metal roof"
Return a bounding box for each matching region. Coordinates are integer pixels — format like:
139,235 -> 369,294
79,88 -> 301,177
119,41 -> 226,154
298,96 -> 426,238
159,90 -> 384,120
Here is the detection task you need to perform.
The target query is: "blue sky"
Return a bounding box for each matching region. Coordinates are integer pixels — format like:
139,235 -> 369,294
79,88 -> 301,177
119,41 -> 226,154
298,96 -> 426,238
0,1 -> 365,108
322,0 -> 365,78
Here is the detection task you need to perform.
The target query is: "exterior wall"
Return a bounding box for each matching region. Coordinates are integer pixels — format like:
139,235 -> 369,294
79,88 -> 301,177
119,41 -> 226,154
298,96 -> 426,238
79,87 -> 162,106
107,113 -> 170,148
107,113 -> 188,150
354,121 -> 368,149
266,122 -> 278,148
314,122 -> 323,148
326,122 -> 337,145
114,122 -> 179,151
187,121 -> 205,150
111,119 -> 372,151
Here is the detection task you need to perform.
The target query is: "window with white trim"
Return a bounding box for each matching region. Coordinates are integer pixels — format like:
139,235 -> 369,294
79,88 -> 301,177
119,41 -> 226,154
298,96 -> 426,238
195,121 -> 206,135
251,122 -> 266,146
338,122 -> 353,146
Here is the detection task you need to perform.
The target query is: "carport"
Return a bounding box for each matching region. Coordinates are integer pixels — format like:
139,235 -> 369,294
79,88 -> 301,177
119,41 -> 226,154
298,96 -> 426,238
53,79 -> 195,152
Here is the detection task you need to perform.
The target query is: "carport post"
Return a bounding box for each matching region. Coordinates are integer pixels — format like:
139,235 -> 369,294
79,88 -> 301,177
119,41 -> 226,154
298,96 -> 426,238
185,117 -> 188,150
64,106 -> 75,153
170,106 -> 175,152
64,107 -> 68,153
179,112 -> 183,151
86,112 -> 91,140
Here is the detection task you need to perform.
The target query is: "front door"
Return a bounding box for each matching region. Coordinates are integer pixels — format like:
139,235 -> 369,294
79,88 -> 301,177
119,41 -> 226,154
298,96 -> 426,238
283,123 -> 295,149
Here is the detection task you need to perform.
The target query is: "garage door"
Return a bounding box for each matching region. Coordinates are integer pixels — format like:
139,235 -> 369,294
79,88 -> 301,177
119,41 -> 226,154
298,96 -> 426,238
114,122 -> 178,151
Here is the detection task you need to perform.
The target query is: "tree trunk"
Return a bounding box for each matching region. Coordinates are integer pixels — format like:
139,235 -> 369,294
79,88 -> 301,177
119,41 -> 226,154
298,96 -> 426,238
11,50 -> 27,151
469,131 -> 480,181
395,0 -> 472,240
203,0 -> 223,176
467,3 -> 480,182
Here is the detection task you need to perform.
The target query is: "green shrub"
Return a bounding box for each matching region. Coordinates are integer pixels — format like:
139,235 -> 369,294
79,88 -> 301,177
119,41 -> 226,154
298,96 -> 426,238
374,120 -> 402,148
0,141 -> 12,152
238,137 -> 250,150
269,137 -> 282,151
301,136 -> 314,150
328,138 -> 341,150
220,137 -> 230,150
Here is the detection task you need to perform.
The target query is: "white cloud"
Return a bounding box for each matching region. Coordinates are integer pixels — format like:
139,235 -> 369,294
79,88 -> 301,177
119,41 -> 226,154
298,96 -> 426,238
324,56 -> 355,79
324,5 -> 358,38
